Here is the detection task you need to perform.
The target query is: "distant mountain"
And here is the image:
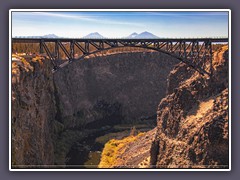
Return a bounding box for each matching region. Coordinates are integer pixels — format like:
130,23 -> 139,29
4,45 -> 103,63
14,32 -> 159,39
134,31 -> 159,39
14,34 -> 60,38
125,31 -> 159,39
82,32 -> 105,39
42,34 -> 59,38
14,35 -> 40,38
126,32 -> 138,38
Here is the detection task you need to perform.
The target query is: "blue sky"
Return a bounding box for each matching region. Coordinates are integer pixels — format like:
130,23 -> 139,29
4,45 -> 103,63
12,11 -> 229,38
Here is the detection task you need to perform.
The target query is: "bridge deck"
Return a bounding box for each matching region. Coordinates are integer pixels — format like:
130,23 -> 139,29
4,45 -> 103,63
12,38 -> 228,43
12,37 -> 229,76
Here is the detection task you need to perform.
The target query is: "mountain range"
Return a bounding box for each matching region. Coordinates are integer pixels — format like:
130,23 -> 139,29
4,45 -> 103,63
14,31 -> 160,39
14,34 -> 60,38
82,31 -> 160,39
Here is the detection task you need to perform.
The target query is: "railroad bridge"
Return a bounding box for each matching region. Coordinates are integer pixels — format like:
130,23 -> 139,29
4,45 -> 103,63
12,38 -> 228,76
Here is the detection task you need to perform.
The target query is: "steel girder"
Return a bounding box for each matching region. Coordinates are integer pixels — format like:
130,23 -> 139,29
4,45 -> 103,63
12,38 -> 228,76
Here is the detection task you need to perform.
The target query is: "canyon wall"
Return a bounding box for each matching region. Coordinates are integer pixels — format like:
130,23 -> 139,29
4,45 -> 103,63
152,46 -> 229,168
12,57 -> 56,166
53,52 -> 178,128
11,51 -> 178,166
103,46 -> 229,169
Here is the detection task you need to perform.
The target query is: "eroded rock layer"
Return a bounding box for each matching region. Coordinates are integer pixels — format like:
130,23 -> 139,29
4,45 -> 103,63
12,57 -> 56,166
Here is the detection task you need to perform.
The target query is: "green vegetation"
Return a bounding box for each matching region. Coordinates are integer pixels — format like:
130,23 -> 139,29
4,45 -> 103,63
84,151 -> 102,168
98,132 -> 145,168
113,123 -> 149,131
53,129 -> 86,165
96,123 -> 150,145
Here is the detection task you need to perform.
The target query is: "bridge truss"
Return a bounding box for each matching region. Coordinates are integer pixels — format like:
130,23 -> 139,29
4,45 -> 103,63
12,38 -> 228,76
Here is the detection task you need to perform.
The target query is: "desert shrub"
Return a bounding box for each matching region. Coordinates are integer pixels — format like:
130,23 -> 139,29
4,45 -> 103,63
98,132 -> 145,168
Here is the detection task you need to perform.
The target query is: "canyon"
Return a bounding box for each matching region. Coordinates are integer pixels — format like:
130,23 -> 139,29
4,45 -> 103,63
11,46 -> 229,169
11,51 -> 177,167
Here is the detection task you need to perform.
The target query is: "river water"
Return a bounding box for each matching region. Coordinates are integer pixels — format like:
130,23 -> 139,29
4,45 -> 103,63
65,130 -> 107,169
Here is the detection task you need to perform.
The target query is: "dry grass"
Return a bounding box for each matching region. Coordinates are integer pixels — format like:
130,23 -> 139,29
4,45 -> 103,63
179,97 -> 215,141
186,98 -> 214,121
98,132 -> 145,168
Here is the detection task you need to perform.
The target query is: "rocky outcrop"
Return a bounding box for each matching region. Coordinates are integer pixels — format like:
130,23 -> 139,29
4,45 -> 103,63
153,88 -> 228,168
12,57 -> 56,166
152,45 -> 229,168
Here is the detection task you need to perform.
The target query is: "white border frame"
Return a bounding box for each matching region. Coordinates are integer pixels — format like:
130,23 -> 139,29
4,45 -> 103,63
9,9 -> 231,172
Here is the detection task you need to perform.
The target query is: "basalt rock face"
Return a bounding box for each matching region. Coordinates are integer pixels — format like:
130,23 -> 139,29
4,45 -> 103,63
110,46 -> 229,169
12,58 -> 56,166
53,52 -> 178,128
152,45 -> 229,168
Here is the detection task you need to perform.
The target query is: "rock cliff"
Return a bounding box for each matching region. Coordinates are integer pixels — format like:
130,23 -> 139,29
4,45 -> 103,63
102,45 -> 229,169
153,45 -> 228,168
12,57 -> 56,166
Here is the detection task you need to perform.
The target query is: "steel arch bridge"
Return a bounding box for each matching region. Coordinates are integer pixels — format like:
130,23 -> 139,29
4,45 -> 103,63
12,38 -> 228,76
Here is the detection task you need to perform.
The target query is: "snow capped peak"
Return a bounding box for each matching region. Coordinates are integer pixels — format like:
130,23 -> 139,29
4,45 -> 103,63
83,32 -> 105,39
125,31 -> 159,39
136,31 -> 159,38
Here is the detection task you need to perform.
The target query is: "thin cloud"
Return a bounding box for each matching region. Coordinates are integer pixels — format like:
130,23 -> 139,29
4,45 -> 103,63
13,12 -> 143,27
33,12 -> 95,20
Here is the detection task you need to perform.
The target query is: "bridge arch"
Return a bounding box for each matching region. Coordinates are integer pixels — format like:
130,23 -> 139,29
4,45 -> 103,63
60,45 -> 207,76
12,38 -> 228,76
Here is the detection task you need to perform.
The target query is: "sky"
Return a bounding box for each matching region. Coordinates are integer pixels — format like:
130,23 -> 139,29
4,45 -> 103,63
11,11 -> 229,38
